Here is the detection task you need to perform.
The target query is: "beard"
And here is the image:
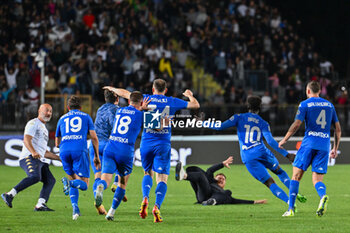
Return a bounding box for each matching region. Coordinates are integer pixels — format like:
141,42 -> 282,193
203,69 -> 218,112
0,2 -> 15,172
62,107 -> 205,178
41,114 -> 52,122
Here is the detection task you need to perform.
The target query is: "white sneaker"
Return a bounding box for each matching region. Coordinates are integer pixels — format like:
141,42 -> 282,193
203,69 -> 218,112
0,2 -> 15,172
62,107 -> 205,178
106,208 -> 116,221
95,184 -> 104,207
175,162 -> 186,181
282,209 -> 295,217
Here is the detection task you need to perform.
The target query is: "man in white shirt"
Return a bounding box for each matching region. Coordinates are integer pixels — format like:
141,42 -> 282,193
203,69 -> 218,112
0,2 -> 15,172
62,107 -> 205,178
1,104 -> 61,211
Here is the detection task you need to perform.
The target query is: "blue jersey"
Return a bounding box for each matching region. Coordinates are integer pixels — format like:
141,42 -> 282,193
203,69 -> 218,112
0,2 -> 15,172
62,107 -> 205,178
56,109 -> 95,152
94,103 -> 119,141
296,97 -> 339,152
141,94 -> 188,144
104,105 -> 143,156
211,112 -> 288,163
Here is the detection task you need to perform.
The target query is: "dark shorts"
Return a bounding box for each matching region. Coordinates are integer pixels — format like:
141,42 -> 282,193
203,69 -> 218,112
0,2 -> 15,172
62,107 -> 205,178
19,155 -> 49,181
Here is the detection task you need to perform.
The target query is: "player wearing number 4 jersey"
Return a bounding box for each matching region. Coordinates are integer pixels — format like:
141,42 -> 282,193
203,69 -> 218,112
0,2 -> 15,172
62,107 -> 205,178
210,96 -> 307,205
280,81 -> 341,217
104,79 -> 200,222
55,96 -> 101,220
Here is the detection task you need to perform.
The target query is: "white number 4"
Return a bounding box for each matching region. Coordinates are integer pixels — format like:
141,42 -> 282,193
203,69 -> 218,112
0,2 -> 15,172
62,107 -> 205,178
316,110 -> 327,129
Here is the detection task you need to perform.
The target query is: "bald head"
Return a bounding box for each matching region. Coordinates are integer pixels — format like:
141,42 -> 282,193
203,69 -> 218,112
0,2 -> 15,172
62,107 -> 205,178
38,103 -> 53,123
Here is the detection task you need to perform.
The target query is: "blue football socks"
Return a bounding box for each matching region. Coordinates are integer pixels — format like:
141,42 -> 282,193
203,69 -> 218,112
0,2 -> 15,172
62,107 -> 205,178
69,187 -> 79,207
142,175 -> 153,199
315,181 -> 326,198
112,187 -> 126,209
270,183 -> 289,203
93,178 -> 101,198
288,180 -> 300,210
155,181 -> 167,209
69,179 -> 87,191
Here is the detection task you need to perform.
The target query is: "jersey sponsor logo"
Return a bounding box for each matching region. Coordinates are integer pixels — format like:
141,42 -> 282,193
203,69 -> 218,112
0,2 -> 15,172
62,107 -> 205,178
306,102 -> 332,107
109,136 -> 129,143
61,135 -> 83,141
308,131 -> 330,138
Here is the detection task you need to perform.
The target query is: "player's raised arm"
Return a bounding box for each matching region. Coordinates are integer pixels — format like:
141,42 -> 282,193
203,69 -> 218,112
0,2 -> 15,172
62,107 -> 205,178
209,115 -> 238,131
103,86 -> 131,100
183,89 -> 200,109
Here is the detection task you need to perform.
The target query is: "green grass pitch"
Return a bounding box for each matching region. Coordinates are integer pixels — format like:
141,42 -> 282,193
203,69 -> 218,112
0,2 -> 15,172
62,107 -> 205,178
1,164 -> 350,233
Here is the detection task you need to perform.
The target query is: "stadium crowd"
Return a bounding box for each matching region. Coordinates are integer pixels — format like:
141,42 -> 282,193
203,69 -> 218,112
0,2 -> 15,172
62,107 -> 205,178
0,0 -> 346,114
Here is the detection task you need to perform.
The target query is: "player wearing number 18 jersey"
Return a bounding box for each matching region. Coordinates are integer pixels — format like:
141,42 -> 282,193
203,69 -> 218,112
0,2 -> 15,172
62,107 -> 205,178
280,81 -> 341,217
55,96 -> 101,220
94,91 -> 148,221
211,96 -> 306,205
103,79 -> 200,222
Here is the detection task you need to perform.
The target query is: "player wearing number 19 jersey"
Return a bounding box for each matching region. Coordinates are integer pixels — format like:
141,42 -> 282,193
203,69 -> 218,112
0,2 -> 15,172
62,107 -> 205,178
211,96 -> 307,205
55,96 -> 100,220
280,81 -> 341,217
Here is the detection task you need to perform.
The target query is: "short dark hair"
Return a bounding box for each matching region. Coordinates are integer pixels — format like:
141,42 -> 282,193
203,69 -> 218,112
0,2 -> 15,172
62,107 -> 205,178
247,96 -> 261,112
215,173 -> 226,179
104,90 -> 117,103
153,79 -> 167,92
68,95 -> 81,110
307,81 -> 321,94
130,91 -> 143,104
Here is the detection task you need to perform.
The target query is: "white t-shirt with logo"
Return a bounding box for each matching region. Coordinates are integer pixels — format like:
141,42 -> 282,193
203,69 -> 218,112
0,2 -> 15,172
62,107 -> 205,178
20,118 -> 49,163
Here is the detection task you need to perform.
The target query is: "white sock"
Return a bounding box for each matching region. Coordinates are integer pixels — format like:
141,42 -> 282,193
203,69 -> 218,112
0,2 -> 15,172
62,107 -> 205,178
36,198 -> 46,208
8,188 -> 17,197
108,208 -> 116,216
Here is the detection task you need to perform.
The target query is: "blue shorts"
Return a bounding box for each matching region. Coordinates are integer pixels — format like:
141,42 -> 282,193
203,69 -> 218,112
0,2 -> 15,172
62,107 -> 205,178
102,149 -> 133,176
140,143 -> 171,175
293,146 -> 329,174
89,140 -> 108,174
244,149 -> 279,184
60,150 -> 90,178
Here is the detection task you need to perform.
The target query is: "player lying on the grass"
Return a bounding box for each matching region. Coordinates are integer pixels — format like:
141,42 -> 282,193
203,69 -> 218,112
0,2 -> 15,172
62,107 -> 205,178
279,81 -> 341,217
88,90 -> 126,215
55,96 -> 101,220
94,91 -> 150,221
1,104 -> 61,211
209,96 -> 307,205
176,156 -> 267,205
104,78 -> 200,223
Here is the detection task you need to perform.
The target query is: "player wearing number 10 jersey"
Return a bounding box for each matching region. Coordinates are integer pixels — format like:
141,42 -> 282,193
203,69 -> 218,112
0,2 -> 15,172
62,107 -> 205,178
280,81 -> 341,217
55,96 -> 101,220
211,96 -> 307,205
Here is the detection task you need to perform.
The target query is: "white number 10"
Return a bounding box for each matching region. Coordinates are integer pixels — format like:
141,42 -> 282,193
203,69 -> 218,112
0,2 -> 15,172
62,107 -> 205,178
244,125 -> 261,144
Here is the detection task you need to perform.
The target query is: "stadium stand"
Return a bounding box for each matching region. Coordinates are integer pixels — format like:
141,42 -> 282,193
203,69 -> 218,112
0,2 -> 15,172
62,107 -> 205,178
0,0 -> 346,133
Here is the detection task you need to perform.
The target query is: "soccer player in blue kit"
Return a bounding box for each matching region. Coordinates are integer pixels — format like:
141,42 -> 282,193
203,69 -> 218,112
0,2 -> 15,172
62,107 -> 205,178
55,96 -> 101,220
104,79 -> 200,222
279,81 -> 341,217
94,91 -> 149,221
88,90 -> 119,215
210,96 -> 307,205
